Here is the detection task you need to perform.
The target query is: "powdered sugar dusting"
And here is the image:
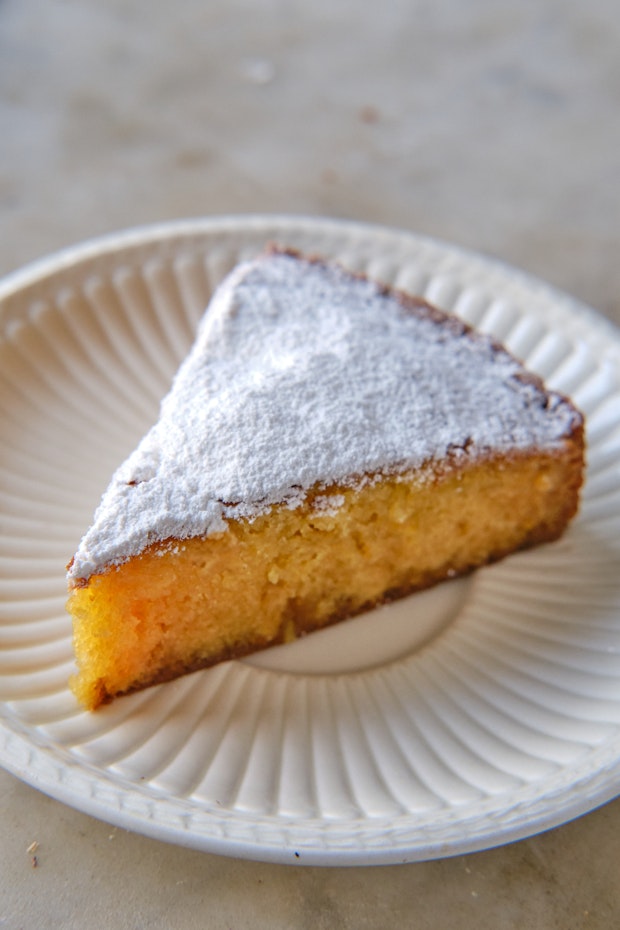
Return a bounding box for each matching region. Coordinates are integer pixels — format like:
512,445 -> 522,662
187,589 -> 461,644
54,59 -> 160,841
312,494 -> 346,517
69,251 -> 580,582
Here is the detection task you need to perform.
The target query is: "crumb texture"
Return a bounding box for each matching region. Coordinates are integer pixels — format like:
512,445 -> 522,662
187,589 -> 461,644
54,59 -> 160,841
69,450 -> 582,710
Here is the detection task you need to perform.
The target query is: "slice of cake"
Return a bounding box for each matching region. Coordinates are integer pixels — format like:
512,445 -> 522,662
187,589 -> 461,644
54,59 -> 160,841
67,247 -> 584,709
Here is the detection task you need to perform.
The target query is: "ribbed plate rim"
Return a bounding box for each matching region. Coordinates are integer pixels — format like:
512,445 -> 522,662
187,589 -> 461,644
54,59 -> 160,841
1,214 -> 619,866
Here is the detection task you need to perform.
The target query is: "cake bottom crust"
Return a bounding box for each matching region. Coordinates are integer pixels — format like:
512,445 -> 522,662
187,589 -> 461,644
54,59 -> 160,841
68,444 -> 583,710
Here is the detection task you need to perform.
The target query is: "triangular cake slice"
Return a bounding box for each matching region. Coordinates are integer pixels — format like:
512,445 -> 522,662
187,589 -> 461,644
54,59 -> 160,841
67,248 -> 584,709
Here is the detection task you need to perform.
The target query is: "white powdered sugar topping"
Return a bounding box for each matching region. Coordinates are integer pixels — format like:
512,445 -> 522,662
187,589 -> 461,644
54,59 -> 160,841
69,251 -> 580,581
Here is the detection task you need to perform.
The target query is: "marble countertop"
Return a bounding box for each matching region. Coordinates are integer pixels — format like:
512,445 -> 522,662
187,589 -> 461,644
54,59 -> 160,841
1,1 -> 619,926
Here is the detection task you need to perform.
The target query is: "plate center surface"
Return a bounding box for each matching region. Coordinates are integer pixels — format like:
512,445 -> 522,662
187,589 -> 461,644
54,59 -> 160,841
244,577 -> 470,674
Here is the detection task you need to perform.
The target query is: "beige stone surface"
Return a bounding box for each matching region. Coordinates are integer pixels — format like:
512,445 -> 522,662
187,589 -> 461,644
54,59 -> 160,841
1,0 -> 620,926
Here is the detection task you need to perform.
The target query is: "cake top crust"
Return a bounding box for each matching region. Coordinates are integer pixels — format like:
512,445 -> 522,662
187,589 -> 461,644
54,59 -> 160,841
68,249 -> 581,582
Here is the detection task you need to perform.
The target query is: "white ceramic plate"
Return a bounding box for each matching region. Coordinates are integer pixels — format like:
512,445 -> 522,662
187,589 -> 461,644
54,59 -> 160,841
1,215 -> 620,866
